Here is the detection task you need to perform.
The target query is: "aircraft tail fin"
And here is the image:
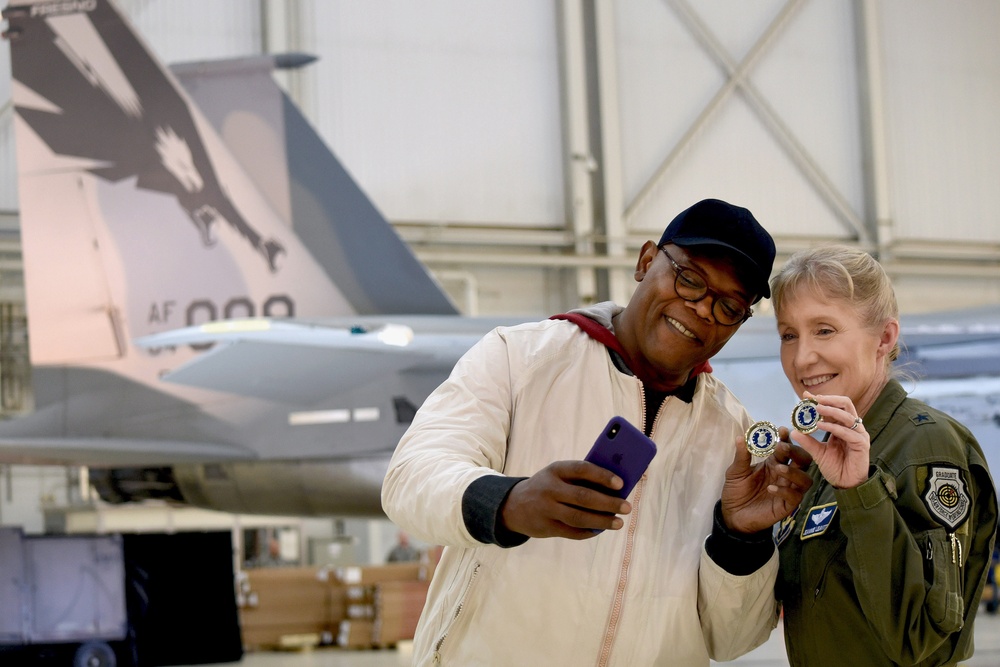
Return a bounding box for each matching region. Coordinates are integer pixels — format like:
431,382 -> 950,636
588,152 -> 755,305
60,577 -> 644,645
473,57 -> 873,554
4,0 -> 455,369
170,54 -> 458,316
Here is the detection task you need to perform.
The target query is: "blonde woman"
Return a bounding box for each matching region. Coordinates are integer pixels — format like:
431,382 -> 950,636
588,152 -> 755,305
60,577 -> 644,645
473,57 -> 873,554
771,245 -> 997,665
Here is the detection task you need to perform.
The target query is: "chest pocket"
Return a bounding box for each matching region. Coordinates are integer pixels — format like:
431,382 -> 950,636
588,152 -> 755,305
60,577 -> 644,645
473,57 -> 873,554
808,532 -> 847,603
920,527 -> 965,634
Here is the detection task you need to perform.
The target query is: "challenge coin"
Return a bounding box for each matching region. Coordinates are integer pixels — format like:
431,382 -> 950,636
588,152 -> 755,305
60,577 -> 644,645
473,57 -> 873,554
791,398 -> 821,434
745,421 -> 779,458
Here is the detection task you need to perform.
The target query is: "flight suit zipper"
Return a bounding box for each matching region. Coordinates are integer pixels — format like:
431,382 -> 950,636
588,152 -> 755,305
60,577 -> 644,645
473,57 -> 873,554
949,533 -> 963,566
812,536 -> 847,602
802,477 -> 842,603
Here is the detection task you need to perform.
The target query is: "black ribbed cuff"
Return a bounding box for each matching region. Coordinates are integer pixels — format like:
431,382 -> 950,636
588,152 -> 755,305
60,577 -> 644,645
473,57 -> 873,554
462,475 -> 530,548
704,500 -> 775,575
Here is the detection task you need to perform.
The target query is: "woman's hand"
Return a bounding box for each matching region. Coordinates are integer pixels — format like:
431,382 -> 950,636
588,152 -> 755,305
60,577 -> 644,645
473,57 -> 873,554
789,391 -> 870,489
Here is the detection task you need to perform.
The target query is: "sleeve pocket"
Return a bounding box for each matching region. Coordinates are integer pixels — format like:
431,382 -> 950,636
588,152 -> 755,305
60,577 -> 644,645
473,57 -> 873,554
922,528 -> 964,634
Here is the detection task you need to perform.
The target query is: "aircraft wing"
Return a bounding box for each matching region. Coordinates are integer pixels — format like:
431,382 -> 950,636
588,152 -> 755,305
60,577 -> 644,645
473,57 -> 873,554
134,318 -> 487,404
712,305 -> 1000,369
0,437 -> 255,467
897,304 -> 1000,378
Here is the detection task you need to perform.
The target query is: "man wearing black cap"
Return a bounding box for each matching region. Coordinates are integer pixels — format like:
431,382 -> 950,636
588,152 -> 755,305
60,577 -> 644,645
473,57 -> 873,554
382,198 -> 812,666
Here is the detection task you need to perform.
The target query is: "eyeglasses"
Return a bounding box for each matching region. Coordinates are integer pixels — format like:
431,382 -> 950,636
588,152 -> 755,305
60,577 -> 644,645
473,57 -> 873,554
659,246 -> 753,326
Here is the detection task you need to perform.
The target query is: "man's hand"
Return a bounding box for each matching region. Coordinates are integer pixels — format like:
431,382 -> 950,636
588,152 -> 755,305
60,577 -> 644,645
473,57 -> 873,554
721,432 -> 813,534
500,460 -> 633,539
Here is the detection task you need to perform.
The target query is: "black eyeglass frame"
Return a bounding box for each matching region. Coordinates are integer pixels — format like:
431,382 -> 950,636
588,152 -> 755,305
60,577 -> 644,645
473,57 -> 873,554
658,245 -> 753,326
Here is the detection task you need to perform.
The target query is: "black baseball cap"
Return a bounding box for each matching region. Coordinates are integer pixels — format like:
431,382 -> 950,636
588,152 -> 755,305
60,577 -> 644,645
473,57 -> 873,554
658,198 -> 775,301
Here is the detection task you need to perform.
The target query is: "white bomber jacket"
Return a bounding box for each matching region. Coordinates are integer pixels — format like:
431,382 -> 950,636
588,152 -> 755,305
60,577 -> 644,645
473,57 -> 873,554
381,303 -> 779,666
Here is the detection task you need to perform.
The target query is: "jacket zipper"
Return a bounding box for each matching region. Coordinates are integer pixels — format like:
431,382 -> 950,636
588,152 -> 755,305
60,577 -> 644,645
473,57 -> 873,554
597,476 -> 645,667
433,561 -> 481,664
596,381 -> 653,667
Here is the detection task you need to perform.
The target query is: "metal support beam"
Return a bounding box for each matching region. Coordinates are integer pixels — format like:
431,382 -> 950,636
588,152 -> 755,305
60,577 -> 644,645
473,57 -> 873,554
411,244 -> 1000,281
594,1 -> 632,306
557,0 -> 599,305
856,0 -> 894,260
628,0 -> 868,244
260,0 -> 316,121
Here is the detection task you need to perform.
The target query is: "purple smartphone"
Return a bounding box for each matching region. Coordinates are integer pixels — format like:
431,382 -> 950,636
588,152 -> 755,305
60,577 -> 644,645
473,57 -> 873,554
580,416 -> 658,499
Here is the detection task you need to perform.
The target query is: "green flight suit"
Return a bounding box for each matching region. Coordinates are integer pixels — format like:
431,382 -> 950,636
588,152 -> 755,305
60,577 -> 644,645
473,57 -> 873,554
776,379 -> 998,666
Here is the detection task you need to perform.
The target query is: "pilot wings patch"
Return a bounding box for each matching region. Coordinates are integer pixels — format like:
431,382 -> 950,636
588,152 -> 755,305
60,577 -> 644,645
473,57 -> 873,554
922,466 -> 970,531
800,502 -> 838,540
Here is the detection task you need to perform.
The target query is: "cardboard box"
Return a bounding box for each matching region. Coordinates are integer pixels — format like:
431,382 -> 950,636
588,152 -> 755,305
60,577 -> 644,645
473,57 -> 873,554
241,562 -> 431,650
335,562 -> 428,585
371,580 -> 429,645
337,619 -> 376,649
240,566 -> 337,650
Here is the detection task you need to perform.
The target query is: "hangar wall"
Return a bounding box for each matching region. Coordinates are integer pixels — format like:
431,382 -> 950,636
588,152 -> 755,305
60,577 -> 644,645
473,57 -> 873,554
2,0 -> 999,315
0,0 -> 998,552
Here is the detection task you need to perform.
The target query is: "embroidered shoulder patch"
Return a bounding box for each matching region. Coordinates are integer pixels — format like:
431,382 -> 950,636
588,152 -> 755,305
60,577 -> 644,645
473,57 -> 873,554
775,512 -> 796,546
910,412 -> 936,426
922,466 -> 970,531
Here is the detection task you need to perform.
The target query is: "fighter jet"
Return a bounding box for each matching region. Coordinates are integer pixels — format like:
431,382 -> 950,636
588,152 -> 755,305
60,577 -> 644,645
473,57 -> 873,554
0,0 -> 516,516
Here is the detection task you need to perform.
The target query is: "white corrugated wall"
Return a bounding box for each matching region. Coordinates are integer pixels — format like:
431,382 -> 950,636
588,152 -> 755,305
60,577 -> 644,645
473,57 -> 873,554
0,0 -> 998,313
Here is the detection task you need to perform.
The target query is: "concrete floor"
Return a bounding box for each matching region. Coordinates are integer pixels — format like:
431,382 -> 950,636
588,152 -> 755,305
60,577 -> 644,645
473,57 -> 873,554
192,606 -> 1000,666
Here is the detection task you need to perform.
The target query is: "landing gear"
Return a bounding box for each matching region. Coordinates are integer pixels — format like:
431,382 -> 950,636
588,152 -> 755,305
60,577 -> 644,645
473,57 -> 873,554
73,641 -> 117,667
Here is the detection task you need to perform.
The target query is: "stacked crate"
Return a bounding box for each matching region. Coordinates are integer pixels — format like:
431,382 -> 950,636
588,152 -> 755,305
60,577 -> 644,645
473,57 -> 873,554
372,579 -> 431,646
335,562 -> 431,648
237,560 -> 435,651
237,566 -> 343,650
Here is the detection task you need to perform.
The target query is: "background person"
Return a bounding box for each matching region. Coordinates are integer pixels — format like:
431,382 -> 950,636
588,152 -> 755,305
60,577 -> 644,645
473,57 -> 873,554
770,245 -> 998,666
386,531 -> 422,563
382,199 -> 812,666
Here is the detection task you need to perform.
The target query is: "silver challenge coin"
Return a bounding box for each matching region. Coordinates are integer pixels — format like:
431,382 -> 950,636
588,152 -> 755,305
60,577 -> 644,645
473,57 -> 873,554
745,421 -> 779,458
791,398 -> 821,434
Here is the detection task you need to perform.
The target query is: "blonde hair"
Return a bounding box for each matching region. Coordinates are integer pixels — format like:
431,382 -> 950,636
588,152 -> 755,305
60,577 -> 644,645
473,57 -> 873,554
770,245 -> 902,366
